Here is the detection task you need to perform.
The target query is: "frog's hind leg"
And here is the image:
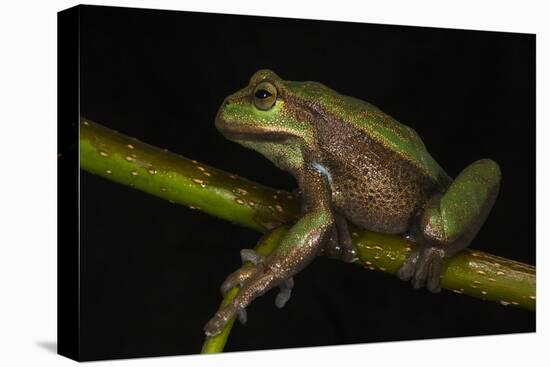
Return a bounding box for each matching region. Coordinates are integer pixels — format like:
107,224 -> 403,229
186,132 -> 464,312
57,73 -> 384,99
398,159 -> 501,293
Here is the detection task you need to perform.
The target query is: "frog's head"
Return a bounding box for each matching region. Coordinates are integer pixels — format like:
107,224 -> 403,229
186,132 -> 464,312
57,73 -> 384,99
215,69 -> 320,170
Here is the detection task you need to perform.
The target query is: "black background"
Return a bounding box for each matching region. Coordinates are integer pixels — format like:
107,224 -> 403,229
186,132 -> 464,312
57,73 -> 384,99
78,5 -> 535,361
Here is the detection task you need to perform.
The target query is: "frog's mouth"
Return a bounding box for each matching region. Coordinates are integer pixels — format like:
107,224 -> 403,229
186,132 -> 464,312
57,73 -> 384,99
220,129 -> 289,142
216,116 -> 290,142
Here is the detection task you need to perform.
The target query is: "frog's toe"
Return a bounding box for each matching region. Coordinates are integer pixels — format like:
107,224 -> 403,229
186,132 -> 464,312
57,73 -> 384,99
204,307 -> 234,337
425,248 -> 445,293
221,248 -> 266,295
426,261 -> 443,293
240,248 -> 265,265
275,288 -> 291,309
275,277 -> 294,308
324,229 -> 343,259
401,231 -> 417,243
326,244 -> 343,259
397,249 -> 421,281
220,266 -> 257,295
412,252 -> 431,288
237,308 -> 247,324
325,236 -> 358,262
341,246 -> 358,263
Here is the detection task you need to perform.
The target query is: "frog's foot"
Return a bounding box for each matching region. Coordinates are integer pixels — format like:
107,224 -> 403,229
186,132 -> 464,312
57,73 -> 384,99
325,239 -> 358,263
204,266 -> 292,337
401,229 -> 417,243
340,242 -> 358,263
220,266 -> 257,296
205,273 -> 295,336
324,227 -> 343,260
397,246 -> 446,293
204,304 -> 238,337
219,248 -> 294,320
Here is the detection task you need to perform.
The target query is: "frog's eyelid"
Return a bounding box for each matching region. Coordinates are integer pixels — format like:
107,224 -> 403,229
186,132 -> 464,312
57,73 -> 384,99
254,80 -> 279,96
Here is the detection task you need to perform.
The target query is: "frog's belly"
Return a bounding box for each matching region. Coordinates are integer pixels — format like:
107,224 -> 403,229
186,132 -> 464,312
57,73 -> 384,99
329,167 -> 434,234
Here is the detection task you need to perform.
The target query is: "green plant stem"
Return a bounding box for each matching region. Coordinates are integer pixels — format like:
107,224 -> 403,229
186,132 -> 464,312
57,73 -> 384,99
79,117 -> 536,352
80,119 -> 299,232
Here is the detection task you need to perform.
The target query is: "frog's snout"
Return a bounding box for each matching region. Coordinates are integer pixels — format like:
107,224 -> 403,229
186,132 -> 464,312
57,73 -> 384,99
215,97 -> 235,136
221,97 -> 231,108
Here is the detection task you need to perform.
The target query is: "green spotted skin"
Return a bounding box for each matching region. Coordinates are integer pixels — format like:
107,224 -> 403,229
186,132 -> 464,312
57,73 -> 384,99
205,69 -> 501,336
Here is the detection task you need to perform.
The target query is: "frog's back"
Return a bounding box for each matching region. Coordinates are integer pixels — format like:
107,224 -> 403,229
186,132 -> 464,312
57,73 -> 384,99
347,98 -> 449,185
286,80 -> 450,185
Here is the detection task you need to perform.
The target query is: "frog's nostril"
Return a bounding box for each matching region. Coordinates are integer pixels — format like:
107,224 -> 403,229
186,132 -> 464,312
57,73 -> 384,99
225,100 -> 230,106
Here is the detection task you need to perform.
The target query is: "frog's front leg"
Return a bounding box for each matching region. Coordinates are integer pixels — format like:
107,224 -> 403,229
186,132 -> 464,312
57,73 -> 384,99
398,159 -> 501,292
309,162 -> 358,263
324,213 -> 358,263
204,172 -> 334,337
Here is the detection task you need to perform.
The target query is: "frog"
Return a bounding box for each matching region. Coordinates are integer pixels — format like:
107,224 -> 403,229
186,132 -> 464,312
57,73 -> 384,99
204,69 -> 501,337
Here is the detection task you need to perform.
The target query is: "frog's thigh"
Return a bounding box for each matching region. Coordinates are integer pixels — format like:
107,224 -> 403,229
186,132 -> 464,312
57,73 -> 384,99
204,208 -> 333,337
399,159 -> 501,292
421,159 -> 501,251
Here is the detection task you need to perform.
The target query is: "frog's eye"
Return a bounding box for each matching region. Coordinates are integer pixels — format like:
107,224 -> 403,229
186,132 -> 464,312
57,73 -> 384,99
253,81 -> 277,111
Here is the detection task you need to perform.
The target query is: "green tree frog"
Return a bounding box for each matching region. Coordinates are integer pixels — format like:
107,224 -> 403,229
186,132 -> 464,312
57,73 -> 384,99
204,69 -> 501,337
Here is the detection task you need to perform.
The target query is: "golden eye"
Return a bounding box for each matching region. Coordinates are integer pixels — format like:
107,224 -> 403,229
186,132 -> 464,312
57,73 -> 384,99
253,81 -> 277,110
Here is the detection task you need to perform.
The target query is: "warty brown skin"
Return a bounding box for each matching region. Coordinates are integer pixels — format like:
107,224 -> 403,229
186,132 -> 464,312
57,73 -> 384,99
297,96 -> 452,235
